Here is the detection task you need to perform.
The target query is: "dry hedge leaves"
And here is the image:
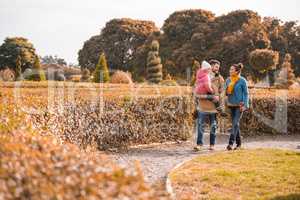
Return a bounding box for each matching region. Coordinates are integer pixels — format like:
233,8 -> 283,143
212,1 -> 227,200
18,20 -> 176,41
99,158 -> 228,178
240,89 -> 300,135
0,132 -> 170,200
0,86 -> 178,199
31,96 -> 194,150
0,83 -> 299,199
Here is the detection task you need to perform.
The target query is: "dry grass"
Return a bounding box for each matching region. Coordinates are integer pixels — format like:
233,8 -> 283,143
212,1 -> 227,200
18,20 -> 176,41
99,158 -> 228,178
1,81 -> 299,100
0,81 -> 192,109
169,149 -> 300,200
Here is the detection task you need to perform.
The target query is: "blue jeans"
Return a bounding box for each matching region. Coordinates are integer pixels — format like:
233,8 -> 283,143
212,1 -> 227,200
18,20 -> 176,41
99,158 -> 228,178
228,107 -> 243,146
196,111 -> 217,145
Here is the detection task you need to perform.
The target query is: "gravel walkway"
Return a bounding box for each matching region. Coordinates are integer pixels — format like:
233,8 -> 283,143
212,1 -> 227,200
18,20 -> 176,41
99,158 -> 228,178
109,134 -> 300,184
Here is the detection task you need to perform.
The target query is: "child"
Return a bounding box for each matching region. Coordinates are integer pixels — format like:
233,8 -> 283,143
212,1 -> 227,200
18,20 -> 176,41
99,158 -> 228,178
195,61 -> 220,109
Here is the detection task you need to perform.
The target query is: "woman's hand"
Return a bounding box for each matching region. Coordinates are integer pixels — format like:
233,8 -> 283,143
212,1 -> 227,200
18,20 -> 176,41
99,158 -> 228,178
239,102 -> 246,112
240,106 -> 247,112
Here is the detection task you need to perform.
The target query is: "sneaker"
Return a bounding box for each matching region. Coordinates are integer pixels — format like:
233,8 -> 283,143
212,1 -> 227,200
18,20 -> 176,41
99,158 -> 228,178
226,145 -> 233,151
234,146 -> 242,150
209,145 -> 215,151
194,145 -> 203,151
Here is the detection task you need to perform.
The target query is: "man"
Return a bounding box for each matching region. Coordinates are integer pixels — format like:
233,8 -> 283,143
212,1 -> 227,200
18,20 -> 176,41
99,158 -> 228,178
194,59 -> 225,151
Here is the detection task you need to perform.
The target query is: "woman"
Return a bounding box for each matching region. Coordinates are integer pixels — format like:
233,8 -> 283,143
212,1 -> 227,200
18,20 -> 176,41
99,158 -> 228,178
224,63 -> 249,150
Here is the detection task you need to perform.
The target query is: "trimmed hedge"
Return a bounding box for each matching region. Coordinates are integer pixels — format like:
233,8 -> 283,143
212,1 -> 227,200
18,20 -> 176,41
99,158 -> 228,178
0,132 -> 169,199
240,91 -> 300,136
31,96 -> 193,150
27,89 -> 300,150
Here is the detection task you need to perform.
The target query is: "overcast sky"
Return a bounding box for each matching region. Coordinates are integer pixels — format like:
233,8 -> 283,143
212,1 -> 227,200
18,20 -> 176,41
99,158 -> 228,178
1,0 -> 300,65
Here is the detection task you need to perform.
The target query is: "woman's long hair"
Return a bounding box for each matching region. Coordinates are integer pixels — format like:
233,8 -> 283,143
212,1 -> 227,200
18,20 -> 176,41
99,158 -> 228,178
232,63 -> 244,74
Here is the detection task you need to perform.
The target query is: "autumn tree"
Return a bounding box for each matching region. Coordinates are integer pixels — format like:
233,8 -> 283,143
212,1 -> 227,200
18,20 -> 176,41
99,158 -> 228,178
160,9 -> 215,77
78,35 -> 103,71
0,37 -> 38,72
249,49 -> 279,84
78,9 -> 300,81
263,18 -> 300,77
78,18 -> 158,75
159,9 -> 270,79
93,53 -> 110,83
206,10 -> 270,78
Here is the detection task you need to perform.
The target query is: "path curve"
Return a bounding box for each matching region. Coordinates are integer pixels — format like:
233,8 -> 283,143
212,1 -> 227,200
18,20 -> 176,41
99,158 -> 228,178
109,134 -> 300,184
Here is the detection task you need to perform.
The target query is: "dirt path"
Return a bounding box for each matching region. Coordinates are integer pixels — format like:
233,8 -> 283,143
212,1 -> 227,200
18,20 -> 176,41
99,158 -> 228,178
109,134 -> 300,184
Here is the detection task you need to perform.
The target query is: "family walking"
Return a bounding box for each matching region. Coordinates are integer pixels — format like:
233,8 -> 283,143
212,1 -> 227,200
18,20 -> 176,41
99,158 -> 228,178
193,59 -> 249,151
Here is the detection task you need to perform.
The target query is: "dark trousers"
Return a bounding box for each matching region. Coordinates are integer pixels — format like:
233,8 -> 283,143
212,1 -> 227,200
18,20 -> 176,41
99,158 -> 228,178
228,107 -> 243,146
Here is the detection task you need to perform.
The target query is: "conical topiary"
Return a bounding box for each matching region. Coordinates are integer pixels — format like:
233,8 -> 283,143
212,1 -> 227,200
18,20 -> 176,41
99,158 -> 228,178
147,40 -> 162,83
275,54 -> 296,89
33,56 -> 46,81
93,53 -> 110,83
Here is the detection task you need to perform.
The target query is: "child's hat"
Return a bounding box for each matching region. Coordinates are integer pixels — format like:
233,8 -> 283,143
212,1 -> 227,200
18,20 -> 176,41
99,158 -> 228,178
201,60 -> 211,70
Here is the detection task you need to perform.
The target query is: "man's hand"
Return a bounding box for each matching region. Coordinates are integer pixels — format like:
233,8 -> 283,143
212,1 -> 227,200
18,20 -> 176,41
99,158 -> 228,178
213,96 -> 220,102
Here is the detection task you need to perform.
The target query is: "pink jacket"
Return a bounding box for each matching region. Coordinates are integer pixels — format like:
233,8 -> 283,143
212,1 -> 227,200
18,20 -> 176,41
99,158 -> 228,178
195,69 -> 214,95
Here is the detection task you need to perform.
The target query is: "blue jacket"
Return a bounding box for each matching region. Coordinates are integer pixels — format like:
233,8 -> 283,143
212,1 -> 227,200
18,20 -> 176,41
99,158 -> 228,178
224,76 -> 249,108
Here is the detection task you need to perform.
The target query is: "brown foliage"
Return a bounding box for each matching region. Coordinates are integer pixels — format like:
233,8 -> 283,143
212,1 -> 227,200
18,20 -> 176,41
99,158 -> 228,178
240,89 -> 300,135
110,70 -> 133,84
78,9 -> 300,81
30,96 -> 193,150
0,68 -> 15,81
249,49 -> 279,72
0,132 -> 169,199
0,89 -> 171,199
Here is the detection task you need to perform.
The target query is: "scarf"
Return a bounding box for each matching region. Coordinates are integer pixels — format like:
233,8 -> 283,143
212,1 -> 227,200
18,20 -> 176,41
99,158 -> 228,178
227,74 -> 240,95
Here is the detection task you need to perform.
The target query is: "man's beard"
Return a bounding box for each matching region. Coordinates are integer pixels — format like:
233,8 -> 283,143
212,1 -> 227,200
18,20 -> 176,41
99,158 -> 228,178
213,70 -> 220,77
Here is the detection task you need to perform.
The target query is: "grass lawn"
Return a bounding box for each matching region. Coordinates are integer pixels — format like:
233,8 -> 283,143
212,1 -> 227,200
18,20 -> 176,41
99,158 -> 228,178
169,149 -> 300,200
